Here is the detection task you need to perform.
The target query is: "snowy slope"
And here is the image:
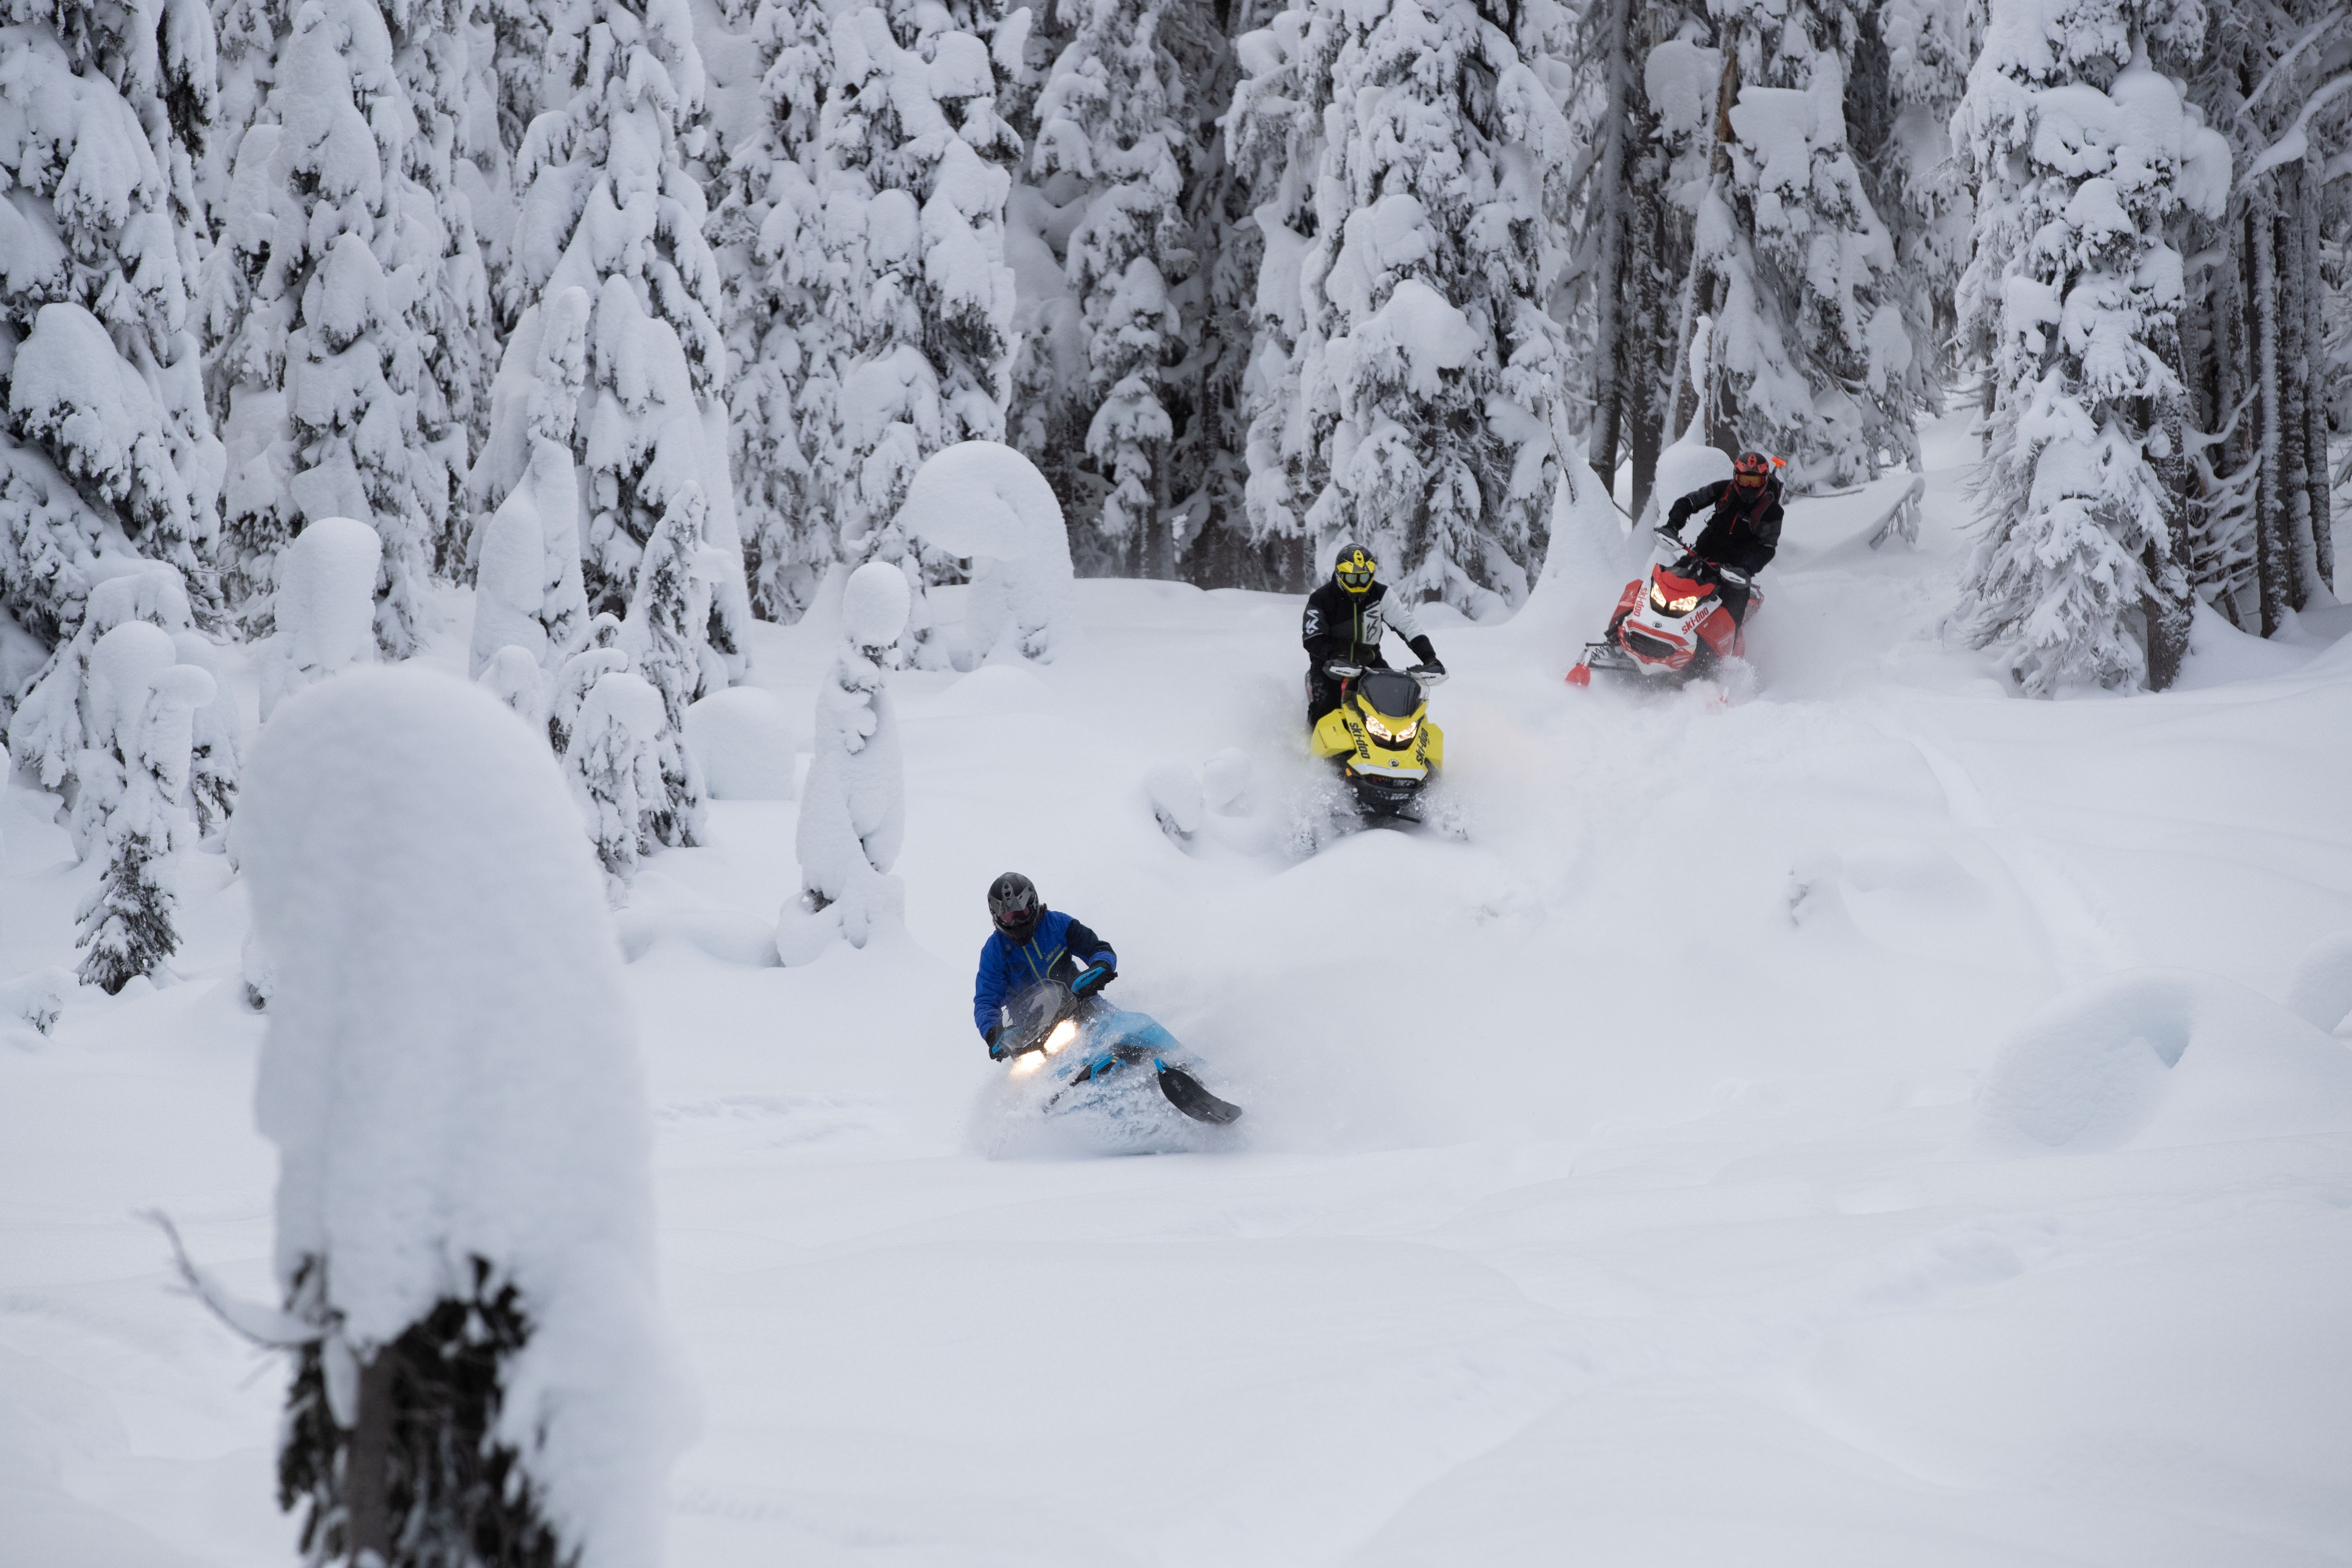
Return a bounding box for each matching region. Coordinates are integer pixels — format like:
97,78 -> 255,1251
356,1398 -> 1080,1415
5,416 -> 2352,1566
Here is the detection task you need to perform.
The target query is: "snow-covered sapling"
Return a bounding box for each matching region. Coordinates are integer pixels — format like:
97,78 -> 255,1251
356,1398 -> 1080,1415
787,562 -> 910,954
72,623 -> 217,994
467,287 -> 592,679
619,483 -> 721,847
896,441 -> 1074,664
238,667 -> 671,1568
257,517 -> 383,720
564,670 -> 670,899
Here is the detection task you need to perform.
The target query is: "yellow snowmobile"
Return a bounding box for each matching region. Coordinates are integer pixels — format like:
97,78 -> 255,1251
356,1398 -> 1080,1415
1310,663 -> 1447,823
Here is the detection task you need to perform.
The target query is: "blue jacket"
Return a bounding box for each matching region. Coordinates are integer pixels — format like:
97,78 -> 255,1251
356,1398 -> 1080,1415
974,911 -> 1115,1042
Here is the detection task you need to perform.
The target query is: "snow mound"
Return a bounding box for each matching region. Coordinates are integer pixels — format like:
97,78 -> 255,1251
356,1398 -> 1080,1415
1971,970 -> 2352,1154
683,687 -> 798,801
895,441 -> 1073,664
239,666 -> 675,1568
2287,931 -> 2352,1035
612,907 -> 782,967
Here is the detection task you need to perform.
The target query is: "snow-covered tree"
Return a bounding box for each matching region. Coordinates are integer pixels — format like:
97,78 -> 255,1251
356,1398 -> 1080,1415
616,480 -> 714,847
709,0 -> 832,621
548,611 -> 625,753
479,0 -> 752,684
201,0 -> 481,656
789,559 -> 907,952
1954,0 -> 2230,692
1229,0 -> 1577,614
564,665 -> 668,894
8,560 -> 238,840
236,665 -> 671,1568
256,515 -> 381,718
467,285 -> 591,677
1659,0 -> 1921,491
896,439 -> 1073,661
809,0 -> 1019,662
72,621 -> 215,993
1029,0 -> 1191,576
1,1 -> 222,687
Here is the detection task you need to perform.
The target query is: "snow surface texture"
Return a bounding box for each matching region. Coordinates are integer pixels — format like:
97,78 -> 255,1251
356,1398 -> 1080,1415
255,517 -> 380,720
5,416 -> 2352,1567
237,666 -> 674,1568
894,441 -> 1073,666
683,687 -> 797,801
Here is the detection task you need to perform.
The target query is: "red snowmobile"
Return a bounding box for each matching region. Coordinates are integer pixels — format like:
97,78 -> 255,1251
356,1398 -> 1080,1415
1568,527 -> 1761,688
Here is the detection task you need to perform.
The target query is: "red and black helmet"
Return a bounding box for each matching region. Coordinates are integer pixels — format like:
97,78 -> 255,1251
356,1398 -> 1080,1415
1732,451 -> 1773,494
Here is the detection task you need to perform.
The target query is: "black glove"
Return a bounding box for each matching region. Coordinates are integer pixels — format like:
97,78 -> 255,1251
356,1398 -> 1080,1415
1072,964 -> 1115,997
1406,635 -> 1439,667
985,1023 -> 1007,1059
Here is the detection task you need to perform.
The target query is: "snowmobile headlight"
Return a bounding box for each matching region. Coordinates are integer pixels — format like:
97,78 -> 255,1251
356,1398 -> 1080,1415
1363,713 -> 1394,740
1394,719 -> 1416,741
1043,1019 -> 1078,1055
1669,594 -> 1700,613
1011,1051 -> 1043,1077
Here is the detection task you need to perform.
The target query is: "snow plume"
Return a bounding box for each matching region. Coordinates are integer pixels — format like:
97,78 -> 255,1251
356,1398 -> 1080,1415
1,0 -> 223,658
71,621 -> 215,993
8,559 -> 238,840
1954,0 -> 2230,693
710,0 -> 832,621
807,0 -> 1020,667
239,666 -> 674,1568
199,0 -> 476,655
786,560 -> 908,956
469,287 -> 593,678
1030,0 -> 1191,575
1230,0 -> 1575,617
257,516 -> 381,720
896,440 -> 1073,663
480,0 -> 752,684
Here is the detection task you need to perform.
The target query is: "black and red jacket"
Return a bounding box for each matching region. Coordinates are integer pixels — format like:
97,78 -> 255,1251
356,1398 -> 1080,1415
1665,477 -> 1783,576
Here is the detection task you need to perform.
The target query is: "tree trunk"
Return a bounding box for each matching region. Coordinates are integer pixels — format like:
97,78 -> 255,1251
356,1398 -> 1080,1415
1585,0 -> 1633,485
2294,165 -> 2335,597
349,1347 -> 396,1566
2276,166 -> 2313,613
2250,199 -> 2289,637
2143,326 -> 2197,691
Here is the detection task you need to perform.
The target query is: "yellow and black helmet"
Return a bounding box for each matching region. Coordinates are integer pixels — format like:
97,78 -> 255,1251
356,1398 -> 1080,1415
1333,542 -> 1377,594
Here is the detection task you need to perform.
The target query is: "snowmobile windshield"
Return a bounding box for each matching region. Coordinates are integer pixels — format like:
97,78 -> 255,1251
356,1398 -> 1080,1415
999,980 -> 1071,1055
1355,669 -> 1422,721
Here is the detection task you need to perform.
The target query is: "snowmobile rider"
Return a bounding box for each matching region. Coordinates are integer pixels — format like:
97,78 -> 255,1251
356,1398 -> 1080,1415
973,873 -> 1117,1059
1302,542 -> 1444,724
1661,451 -> 1783,627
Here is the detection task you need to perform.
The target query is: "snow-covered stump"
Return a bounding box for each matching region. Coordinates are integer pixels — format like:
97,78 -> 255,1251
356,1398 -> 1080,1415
258,517 -> 383,720
784,563 -> 909,959
896,442 -> 1074,664
238,666 -> 672,1568
71,624 -> 218,994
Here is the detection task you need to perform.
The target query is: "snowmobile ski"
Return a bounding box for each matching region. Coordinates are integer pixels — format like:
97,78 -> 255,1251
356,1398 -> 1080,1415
1156,1063 -> 1242,1124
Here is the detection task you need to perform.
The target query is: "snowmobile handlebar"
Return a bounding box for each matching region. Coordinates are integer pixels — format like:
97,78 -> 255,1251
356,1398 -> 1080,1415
1323,661 -> 1447,686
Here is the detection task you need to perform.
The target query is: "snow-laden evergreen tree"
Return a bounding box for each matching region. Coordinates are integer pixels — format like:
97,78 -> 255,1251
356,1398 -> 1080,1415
564,665 -> 668,894
1229,0 -> 1576,613
710,0 -> 831,621
478,0 -> 753,676
255,514 -> 380,718
1029,0 -> 1191,576
1659,0 -> 1919,490
236,667 -> 671,1568
1,0 -> 222,699
616,480 -> 713,848
1859,0 -> 1975,387
72,621 -> 215,993
201,0 -> 473,655
8,560 -> 238,840
548,610 -> 625,753
468,285 -> 591,677
809,0 -> 1019,662
1954,0 -> 2231,692
1566,0 -> 1703,526
789,559 -> 906,952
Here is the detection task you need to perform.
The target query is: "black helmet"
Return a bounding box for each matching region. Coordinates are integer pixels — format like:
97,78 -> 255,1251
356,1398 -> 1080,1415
1333,542 -> 1377,594
987,872 -> 1042,943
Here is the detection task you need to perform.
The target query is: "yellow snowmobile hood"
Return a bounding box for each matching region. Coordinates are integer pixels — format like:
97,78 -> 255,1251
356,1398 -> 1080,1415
1312,686 -> 1444,775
